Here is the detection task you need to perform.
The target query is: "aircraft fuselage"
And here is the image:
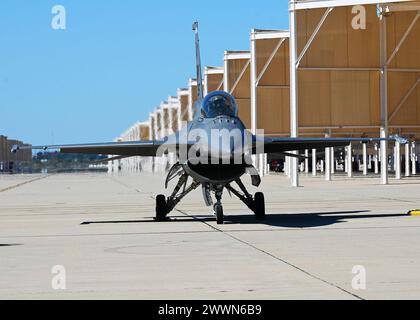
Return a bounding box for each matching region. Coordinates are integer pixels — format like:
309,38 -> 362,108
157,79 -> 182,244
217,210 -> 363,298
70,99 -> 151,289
182,115 -> 252,185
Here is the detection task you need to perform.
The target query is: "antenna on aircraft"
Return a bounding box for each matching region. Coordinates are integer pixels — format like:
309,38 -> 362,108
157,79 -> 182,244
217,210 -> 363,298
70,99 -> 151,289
192,21 -> 204,101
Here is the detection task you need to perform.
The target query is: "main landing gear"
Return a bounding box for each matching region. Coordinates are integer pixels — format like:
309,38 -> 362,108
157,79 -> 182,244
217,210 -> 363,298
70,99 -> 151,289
155,164 -> 265,224
225,178 -> 266,223
155,171 -> 200,222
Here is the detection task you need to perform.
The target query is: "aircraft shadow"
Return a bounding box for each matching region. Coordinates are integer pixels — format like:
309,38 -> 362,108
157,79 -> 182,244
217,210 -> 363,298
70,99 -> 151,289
81,210 -> 409,229
223,211 -> 407,228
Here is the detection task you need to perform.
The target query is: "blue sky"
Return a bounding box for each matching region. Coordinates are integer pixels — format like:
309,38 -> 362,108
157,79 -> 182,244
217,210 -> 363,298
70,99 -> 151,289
0,0 -> 288,145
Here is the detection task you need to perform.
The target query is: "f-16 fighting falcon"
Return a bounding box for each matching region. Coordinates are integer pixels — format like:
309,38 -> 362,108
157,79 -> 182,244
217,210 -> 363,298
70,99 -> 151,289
13,22 -> 404,224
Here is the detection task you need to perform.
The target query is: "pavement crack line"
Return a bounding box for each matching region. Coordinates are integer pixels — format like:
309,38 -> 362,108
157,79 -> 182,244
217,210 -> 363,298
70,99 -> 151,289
0,175 -> 50,193
176,208 -> 365,300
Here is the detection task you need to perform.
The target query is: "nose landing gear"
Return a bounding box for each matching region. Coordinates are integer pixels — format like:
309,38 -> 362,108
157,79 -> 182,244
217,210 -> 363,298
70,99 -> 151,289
214,188 -> 224,225
214,203 -> 224,225
210,178 -> 266,225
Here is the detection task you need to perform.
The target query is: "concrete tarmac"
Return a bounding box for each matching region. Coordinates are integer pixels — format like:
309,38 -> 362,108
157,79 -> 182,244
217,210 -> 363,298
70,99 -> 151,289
1,172 -> 420,300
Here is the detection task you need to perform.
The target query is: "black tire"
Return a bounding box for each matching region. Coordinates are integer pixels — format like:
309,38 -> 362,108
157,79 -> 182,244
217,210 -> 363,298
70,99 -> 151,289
155,194 -> 168,221
215,204 -> 224,225
254,192 -> 266,220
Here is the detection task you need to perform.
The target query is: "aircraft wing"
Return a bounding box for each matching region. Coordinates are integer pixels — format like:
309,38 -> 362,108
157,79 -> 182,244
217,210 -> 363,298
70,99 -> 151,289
12,140 -> 171,157
257,136 -> 406,155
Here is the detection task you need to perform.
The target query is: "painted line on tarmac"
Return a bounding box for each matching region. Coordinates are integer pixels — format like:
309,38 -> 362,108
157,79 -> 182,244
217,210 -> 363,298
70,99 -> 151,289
176,208 -> 365,300
0,175 -> 49,193
127,181 -> 364,299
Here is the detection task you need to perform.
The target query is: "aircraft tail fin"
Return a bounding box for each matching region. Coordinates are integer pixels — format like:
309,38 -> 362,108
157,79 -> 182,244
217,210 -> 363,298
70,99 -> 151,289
192,21 -> 204,102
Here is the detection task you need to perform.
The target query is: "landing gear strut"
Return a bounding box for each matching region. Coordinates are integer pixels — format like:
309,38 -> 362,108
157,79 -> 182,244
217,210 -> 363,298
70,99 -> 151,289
214,188 -> 224,225
155,172 -> 200,221
226,178 -> 266,221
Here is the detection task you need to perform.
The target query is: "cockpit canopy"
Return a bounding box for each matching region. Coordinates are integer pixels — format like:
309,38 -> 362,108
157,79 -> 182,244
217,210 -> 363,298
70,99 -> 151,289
201,91 -> 238,118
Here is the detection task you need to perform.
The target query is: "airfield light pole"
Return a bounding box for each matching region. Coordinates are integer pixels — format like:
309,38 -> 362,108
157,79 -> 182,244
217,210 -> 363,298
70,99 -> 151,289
289,1 -> 299,187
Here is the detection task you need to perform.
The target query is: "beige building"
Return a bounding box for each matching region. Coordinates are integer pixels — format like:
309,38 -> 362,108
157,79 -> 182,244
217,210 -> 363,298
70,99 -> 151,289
0,135 -> 32,173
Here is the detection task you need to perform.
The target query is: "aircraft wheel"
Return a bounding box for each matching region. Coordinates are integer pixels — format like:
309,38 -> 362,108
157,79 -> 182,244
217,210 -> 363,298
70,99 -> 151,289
155,194 -> 168,221
215,204 -> 224,225
254,192 -> 266,220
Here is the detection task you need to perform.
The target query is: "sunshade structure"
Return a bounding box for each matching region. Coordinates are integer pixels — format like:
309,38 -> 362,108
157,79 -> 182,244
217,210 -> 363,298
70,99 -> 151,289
288,0 -> 420,185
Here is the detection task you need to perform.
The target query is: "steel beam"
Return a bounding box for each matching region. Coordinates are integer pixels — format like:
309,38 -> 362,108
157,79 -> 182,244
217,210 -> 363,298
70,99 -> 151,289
256,38 -> 286,86
389,78 -> 420,122
230,60 -> 251,94
292,0 -> 411,11
387,12 -> 420,66
299,67 -> 381,71
296,7 -> 333,67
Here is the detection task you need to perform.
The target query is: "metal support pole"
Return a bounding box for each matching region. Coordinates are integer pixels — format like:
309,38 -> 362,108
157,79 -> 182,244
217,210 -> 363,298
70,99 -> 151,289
395,141 -> 401,180
374,144 -> 379,174
264,154 -> 268,175
259,154 -> 265,177
380,15 -> 389,185
312,149 -> 317,177
363,143 -> 368,176
250,36 -> 259,173
325,149 -> 331,181
412,142 -> 417,176
250,36 -> 257,137
345,150 -> 348,173
393,145 -> 397,172
347,144 -> 353,178
289,3 -> 299,187
325,133 -> 331,181
331,147 -> 335,174
405,143 -> 410,177
305,150 -> 309,174
223,53 -> 229,92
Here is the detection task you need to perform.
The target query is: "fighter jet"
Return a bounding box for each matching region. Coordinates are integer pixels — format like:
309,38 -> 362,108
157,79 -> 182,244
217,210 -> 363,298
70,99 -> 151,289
13,22 -> 403,224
